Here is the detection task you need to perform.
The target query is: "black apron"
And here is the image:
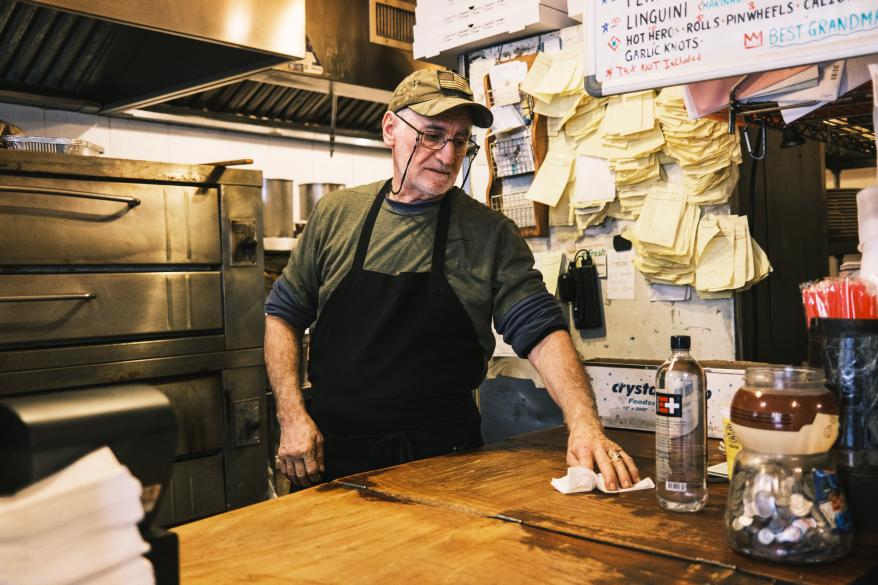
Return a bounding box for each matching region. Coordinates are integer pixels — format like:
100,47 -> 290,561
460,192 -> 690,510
308,179 -> 486,481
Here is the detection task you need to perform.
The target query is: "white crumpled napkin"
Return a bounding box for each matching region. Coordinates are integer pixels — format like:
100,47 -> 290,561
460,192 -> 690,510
551,466 -> 656,495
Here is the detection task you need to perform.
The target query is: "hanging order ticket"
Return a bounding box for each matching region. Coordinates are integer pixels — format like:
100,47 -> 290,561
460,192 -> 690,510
584,0 -> 878,96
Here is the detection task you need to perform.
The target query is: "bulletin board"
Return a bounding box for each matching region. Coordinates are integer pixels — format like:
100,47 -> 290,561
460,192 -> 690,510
584,0 -> 878,96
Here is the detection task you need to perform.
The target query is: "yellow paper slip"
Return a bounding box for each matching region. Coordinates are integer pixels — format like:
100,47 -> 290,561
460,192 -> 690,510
565,108 -> 605,138
687,165 -> 739,205
600,127 -> 666,161
521,49 -> 583,99
519,52 -> 555,103
685,165 -> 732,193
638,216 -> 699,261
634,188 -> 686,248
694,216 -> 737,291
534,92 -> 582,119
548,130 -> 577,155
738,216 -> 755,283
602,91 -> 656,137
575,205 -> 609,230
536,251 -> 564,295
608,199 -> 638,220
695,217 -> 720,260
537,49 -> 583,95
732,223 -> 748,289
748,239 -> 772,287
549,179 -> 576,227
526,152 -> 574,207
698,290 -> 734,299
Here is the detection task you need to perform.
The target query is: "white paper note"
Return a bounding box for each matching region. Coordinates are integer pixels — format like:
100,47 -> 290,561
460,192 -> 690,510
489,60 -> 528,106
573,156 -> 615,204
490,104 -> 526,134
607,249 -> 635,300
649,283 -> 691,302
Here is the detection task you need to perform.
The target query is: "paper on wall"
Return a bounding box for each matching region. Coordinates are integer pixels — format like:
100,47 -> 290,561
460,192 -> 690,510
534,49 -> 582,96
573,155 -> 615,204
468,58 -> 495,106
649,283 -> 691,302
519,52 -> 555,103
607,249 -> 635,300
525,151 -> 574,206
489,60 -> 529,106
535,251 -> 564,296
634,188 -> 686,248
533,91 -> 581,119
490,105 -> 526,134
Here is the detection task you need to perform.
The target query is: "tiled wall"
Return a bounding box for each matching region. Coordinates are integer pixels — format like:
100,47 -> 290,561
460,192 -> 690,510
0,103 -> 391,189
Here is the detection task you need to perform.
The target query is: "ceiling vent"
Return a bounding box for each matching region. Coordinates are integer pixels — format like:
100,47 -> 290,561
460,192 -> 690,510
369,0 -> 415,51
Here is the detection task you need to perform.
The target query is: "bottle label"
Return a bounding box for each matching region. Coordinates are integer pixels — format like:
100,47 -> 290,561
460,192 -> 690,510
665,481 -> 688,492
656,373 -> 697,436
656,393 -> 682,418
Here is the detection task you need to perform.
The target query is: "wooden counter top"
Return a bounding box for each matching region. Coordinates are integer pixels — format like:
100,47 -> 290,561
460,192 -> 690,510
174,427 -> 877,584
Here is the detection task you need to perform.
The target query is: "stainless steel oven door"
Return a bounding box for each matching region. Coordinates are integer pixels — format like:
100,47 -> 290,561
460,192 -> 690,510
0,272 -> 223,346
0,177 -> 221,265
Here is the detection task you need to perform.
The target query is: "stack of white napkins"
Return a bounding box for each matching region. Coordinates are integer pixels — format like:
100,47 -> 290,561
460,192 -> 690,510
0,447 -> 154,585
551,466 -> 655,495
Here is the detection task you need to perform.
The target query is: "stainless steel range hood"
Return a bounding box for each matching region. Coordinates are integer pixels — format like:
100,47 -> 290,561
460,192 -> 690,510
0,0 -> 305,114
139,0 -> 431,147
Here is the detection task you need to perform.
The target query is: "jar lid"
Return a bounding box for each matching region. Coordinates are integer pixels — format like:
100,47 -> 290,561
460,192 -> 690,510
743,366 -> 825,391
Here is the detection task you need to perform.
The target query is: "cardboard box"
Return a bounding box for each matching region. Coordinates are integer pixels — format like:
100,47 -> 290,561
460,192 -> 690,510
413,0 -> 572,59
585,360 -> 749,439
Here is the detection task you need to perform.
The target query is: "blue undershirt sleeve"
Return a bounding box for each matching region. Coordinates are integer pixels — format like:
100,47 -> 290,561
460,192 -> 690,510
495,291 -> 568,359
264,277 -> 315,330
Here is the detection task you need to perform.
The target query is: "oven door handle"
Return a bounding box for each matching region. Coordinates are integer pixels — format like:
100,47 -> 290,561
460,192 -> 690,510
0,293 -> 98,303
0,185 -> 141,207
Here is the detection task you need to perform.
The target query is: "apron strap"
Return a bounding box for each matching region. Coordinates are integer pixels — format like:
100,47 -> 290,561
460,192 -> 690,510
352,179 -> 392,271
429,187 -> 456,292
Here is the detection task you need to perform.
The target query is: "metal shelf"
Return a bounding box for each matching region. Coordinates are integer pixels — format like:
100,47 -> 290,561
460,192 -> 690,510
734,84 -> 875,159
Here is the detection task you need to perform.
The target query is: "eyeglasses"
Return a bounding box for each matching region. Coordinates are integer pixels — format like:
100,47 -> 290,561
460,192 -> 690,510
395,113 -> 480,158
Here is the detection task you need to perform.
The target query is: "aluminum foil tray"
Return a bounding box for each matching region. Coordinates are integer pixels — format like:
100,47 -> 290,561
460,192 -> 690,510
2,135 -> 104,156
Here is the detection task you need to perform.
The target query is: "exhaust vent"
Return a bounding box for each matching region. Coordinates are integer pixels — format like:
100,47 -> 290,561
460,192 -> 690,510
369,0 -> 415,51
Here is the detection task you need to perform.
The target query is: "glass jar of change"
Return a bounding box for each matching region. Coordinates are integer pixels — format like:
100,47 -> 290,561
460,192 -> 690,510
725,366 -> 852,563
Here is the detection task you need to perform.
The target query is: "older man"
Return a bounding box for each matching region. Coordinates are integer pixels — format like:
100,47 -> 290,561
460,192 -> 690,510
265,69 -> 640,489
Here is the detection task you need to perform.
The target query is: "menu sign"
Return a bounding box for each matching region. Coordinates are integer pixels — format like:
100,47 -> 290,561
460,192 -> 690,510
584,0 -> 878,95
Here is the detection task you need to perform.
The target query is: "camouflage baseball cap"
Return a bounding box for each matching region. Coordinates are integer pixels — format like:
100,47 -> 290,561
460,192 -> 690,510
388,69 -> 493,128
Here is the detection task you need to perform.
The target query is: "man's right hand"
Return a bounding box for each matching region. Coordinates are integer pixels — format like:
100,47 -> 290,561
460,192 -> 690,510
277,412 -> 325,488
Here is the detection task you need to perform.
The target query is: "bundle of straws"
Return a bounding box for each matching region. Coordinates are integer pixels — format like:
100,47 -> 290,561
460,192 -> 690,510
801,277 -> 878,321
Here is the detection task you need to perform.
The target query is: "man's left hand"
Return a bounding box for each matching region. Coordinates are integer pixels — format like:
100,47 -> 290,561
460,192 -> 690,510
566,423 -> 641,491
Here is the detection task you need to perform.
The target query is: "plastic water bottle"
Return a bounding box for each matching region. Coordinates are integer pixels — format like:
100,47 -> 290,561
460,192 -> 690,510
655,335 -> 708,512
